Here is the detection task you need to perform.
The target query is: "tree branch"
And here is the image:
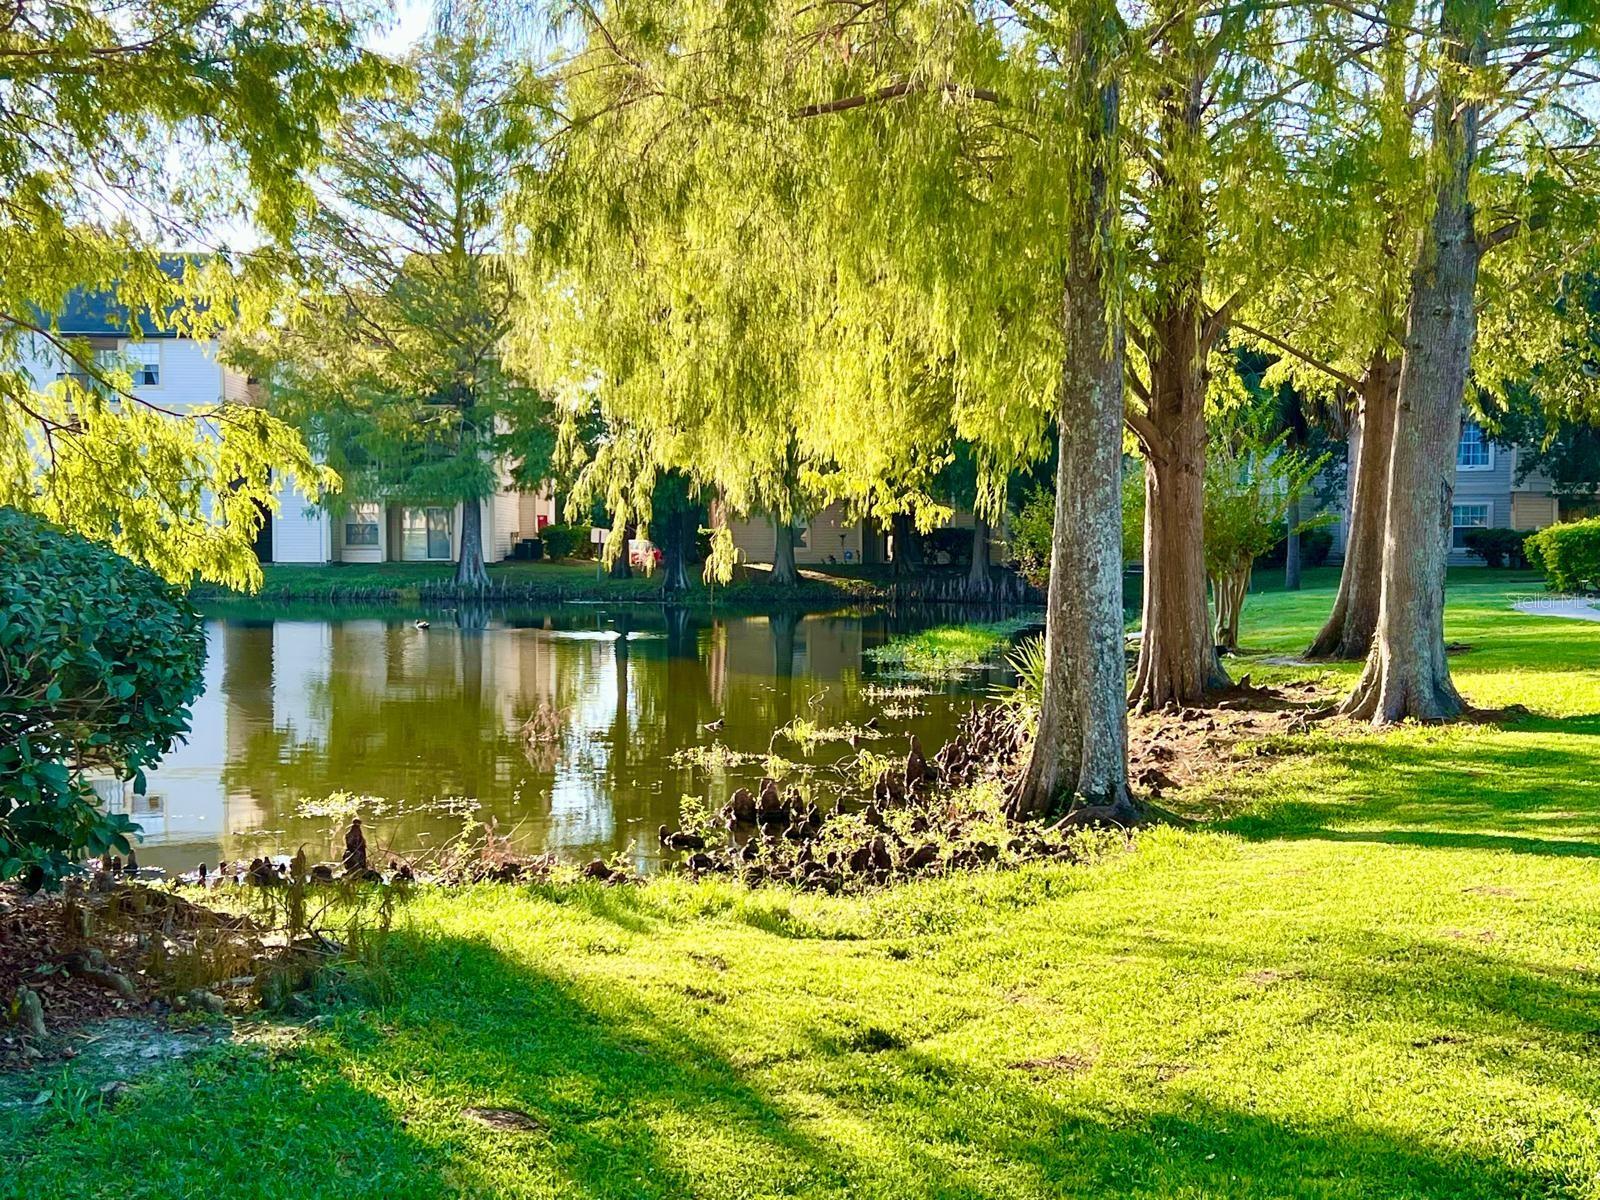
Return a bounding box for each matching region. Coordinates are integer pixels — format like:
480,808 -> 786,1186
1232,320 -> 1365,392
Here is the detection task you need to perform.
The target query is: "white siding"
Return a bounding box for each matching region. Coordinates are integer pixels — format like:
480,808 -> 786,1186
271,494 -> 330,563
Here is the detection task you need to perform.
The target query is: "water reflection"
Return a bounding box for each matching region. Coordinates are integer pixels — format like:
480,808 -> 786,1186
118,606 -> 1017,872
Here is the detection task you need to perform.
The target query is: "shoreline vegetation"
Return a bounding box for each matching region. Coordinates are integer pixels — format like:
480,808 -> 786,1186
191,560 -> 1047,608
866,617 -> 1040,675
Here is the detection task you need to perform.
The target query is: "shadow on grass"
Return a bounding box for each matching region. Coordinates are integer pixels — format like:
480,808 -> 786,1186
9,923 -> 1589,1198
0,1039 -> 448,1200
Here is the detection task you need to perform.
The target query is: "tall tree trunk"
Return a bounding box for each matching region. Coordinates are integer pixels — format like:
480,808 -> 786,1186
659,508 -> 695,595
1284,499 -> 1302,591
966,516 -> 993,598
1343,1 -> 1483,724
454,499 -> 490,592
1012,12 -> 1133,823
770,517 -> 800,587
609,525 -> 633,579
890,513 -> 924,576
1128,42 -> 1229,711
1132,382 -> 1228,709
1307,355 -> 1397,659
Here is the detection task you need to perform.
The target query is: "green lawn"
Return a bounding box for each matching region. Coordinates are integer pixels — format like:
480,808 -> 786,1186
7,570 -> 1600,1199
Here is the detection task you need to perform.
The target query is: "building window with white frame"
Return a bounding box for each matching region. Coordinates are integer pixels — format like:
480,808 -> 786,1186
1451,502 -> 1490,548
1456,421 -> 1492,470
344,502 -> 381,548
126,341 -> 161,387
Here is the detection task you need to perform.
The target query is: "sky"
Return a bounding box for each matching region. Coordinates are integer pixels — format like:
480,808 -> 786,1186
369,1 -> 435,59
178,0 -> 438,252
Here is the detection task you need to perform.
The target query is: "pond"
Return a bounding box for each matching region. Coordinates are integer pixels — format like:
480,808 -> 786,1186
106,604 -> 1029,874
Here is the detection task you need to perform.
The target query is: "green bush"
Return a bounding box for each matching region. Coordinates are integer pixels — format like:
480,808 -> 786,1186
1257,525 -> 1334,569
1462,527 -> 1529,569
1009,472 -> 1143,586
1525,518 -> 1600,591
540,522 -> 593,560
0,509 -> 205,889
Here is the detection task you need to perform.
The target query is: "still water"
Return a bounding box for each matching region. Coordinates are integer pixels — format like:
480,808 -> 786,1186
110,605 -> 1021,874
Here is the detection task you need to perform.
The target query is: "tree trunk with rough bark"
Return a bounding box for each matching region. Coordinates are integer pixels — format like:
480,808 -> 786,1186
609,525 -> 633,579
1307,355 -> 1397,659
454,499 -> 490,592
1342,2 -> 1482,724
1132,367 -> 1228,709
770,517 -> 799,587
1011,20 -> 1134,824
1127,48 -> 1229,712
1284,499 -> 1302,591
1212,568 -> 1249,651
966,516 -> 992,598
659,519 -> 694,594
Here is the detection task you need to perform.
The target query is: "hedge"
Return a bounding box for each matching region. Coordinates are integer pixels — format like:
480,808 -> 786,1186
0,509 -> 205,889
1461,527 -> 1530,569
1525,518 -> 1600,592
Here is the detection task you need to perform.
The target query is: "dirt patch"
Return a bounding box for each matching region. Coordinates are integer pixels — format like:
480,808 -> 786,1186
1464,885 -> 1519,898
1245,967 -> 1299,987
463,1106 -> 546,1133
1010,1053 -> 1092,1075
1129,678 -> 1336,802
0,882 -> 268,1068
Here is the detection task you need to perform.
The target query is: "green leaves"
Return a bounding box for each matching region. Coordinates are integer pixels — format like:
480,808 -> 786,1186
235,22 -> 553,530
0,509 -> 205,890
0,1 -> 384,590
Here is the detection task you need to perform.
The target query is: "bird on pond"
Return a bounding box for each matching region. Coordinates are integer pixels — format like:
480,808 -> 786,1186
703,717 -> 724,732
414,619 -> 430,630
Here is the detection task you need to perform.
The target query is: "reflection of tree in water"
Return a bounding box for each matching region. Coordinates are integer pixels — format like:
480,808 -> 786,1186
198,606 -> 990,864
221,620 -> 568,858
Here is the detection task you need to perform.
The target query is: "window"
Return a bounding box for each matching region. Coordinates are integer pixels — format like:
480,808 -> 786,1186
1451,502 -> 1490,548
126,341 -> 161,387
344,502 -> 380,548
401,507 -> 452,560
1457,421 -> 1491,470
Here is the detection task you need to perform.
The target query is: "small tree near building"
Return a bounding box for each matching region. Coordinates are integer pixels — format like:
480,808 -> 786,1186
1204,434 -> 1327,651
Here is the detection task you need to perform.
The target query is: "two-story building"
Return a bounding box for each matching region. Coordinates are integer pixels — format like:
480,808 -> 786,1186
1328,417 -> 1565,564
21,274 -> 558,566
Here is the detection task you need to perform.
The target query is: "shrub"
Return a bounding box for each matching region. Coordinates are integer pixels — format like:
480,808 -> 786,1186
1257,524 -> 1334,569
1008,485 -> 1054,586
1462,526 -> 1529,569
0,509 -> 205,889
1009,472 -> 1143,586
540,522 -> 593,560
1525,518 -> 1600,590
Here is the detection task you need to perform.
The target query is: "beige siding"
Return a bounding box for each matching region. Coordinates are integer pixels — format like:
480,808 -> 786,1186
801,503 -> 862,563
727,514 -> 779,563
221,364 -> 255,404
1511,492 -> 1559,531
726,502 -> 867,566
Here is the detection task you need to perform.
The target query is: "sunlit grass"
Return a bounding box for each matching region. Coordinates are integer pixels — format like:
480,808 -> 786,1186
867,616 -> 1038,676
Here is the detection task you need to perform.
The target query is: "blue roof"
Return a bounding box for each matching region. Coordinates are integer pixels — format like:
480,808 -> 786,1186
39,255 -> 215,338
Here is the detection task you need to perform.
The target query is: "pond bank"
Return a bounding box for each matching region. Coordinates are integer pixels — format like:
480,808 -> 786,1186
194,560 -> 1044,608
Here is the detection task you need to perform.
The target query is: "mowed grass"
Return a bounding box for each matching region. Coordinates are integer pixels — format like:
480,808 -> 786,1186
6,571 -> 1600,1199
